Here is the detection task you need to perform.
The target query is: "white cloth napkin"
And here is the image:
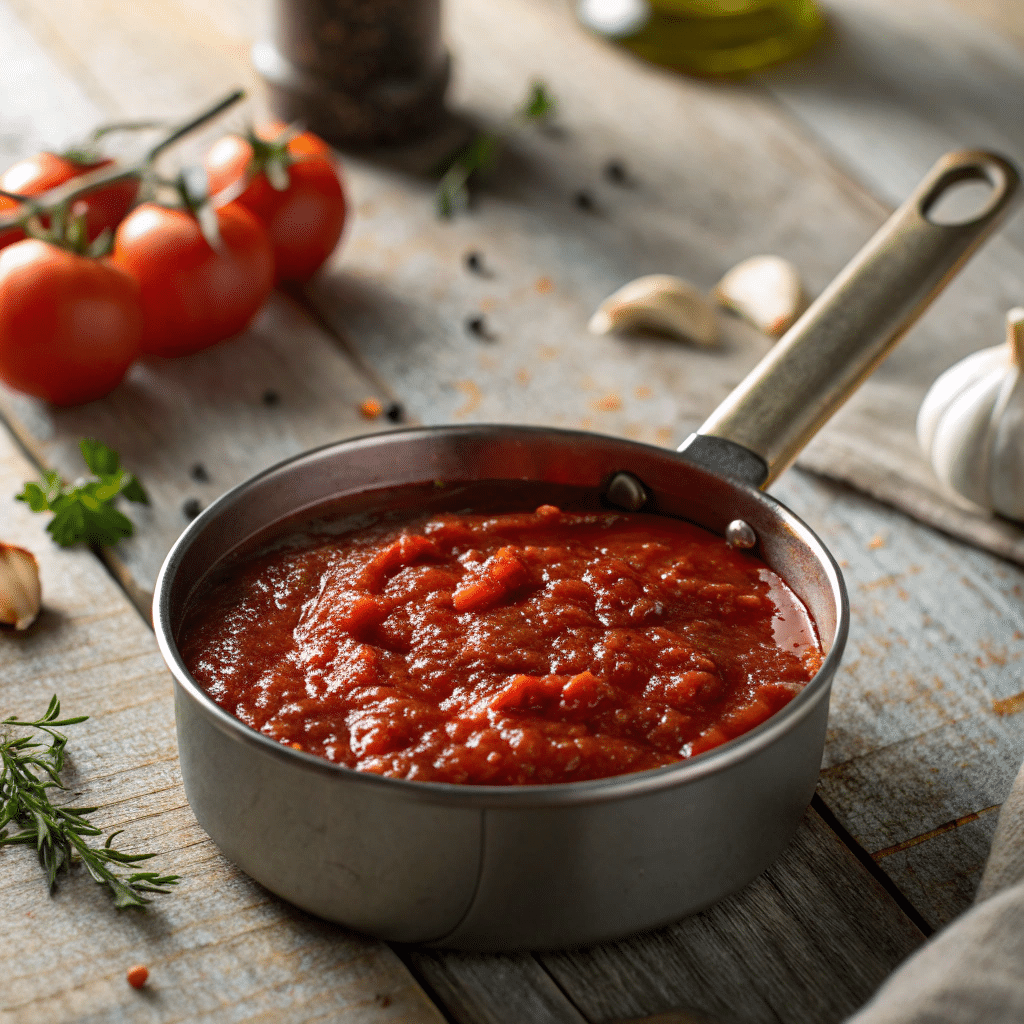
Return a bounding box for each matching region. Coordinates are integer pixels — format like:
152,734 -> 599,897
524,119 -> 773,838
848,764 -> 1024,1022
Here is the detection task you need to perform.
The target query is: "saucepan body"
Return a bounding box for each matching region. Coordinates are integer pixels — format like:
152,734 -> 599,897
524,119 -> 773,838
153,149 -> 1019,949
157,426 -> 845,949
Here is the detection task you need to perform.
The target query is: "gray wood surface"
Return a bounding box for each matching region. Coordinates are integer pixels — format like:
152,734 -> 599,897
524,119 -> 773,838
759,0 -> 1024,566
541,809 -> 923,1024
2,0 -> 1024,1020
0,425 -> 444,1024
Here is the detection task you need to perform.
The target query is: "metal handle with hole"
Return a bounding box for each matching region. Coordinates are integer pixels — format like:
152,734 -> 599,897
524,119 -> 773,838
679,149 -> 1021,488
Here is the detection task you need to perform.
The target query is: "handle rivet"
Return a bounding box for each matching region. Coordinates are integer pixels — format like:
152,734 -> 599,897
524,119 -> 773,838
605,472 -> 649,511
726,519 -> 757,549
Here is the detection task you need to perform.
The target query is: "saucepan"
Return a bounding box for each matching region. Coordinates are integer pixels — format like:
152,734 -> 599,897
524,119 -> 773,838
154,150 -> 1018,950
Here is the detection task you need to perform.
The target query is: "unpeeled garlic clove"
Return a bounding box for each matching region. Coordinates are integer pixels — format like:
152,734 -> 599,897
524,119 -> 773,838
588,274 -> 719,347
0,542 -> 41,630
714,255 -> 805,338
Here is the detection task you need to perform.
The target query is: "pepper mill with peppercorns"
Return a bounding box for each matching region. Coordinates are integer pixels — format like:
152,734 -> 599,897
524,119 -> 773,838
253,0 -> 451,149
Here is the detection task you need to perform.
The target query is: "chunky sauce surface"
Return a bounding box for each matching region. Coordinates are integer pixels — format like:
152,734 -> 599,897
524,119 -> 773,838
181,504 -> 823,785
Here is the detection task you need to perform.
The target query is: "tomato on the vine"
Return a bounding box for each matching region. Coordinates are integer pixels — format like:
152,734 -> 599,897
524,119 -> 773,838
0,239 -> 142,405
0,153 -> 138,250
205,124 -> 347,283
111,202 -> 274,358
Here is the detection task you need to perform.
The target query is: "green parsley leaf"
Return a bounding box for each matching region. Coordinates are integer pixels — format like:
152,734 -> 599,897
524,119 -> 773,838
521,81 -> 556,122
15,440 -> 148,548
80,437 -> 121,477
435,80 -> 556,218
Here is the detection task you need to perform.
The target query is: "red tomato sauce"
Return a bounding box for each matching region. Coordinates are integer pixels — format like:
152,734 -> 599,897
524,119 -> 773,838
181,504 -> 823,785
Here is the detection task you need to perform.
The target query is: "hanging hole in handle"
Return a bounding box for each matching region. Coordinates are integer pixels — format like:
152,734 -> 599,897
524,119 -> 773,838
921,161 -> 1009,226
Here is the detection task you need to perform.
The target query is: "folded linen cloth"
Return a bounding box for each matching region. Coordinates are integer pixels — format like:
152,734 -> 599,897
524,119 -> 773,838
847,763 -> 1024,1023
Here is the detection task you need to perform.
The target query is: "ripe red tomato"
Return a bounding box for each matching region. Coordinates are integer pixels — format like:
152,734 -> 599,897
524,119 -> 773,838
0,153 -> 138,250
0,239 -> 142,405
205,125 -> 347,282
111,202 -> 274,358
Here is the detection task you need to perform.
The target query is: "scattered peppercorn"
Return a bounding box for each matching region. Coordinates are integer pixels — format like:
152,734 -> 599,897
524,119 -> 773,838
127,965 -> 149,989
604,159 -> 628,185
464,251 -> 486,275
262,389 -> 281,407
182,498 -> 202,521
385,402 -> 404,423
190,463 -> 209,484
360,398 -> 383,419
574,189 -> 596,211
465,315 -> 492,340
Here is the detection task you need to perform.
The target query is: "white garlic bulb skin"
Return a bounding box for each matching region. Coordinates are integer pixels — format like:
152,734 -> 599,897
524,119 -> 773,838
917,309 -> 1024,520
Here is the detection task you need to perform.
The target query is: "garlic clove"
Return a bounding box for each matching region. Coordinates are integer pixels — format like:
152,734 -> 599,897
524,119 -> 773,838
0,542 -> 42,630
588,274 -> 719,347
714,255 -> 805,338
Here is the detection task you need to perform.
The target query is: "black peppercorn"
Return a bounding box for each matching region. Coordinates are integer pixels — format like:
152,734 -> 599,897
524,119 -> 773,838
604,160 -> 628,185
385,402 -> 404,423
262,389 -> 281,407
465,315 -> 492,340
182,498 -> 202,521
465,251 -> 485,275
574,189 -> 596,211
190,463 -> 209,484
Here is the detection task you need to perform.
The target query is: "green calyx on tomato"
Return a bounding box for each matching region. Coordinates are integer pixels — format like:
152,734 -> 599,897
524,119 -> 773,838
237,123 -> 305,194
205,123 -> 347,282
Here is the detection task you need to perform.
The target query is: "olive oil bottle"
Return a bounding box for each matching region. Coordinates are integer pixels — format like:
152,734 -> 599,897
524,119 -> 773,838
578,0 -> 825,77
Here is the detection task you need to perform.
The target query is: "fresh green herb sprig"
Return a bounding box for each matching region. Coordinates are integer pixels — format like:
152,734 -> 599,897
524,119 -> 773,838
0,697 -> 180,908
16,439 -> 148,548
436,81 -> 557,218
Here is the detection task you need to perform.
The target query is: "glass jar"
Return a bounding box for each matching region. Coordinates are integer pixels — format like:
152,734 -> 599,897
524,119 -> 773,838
578,0 -> 825,76
254,0 -> 450,148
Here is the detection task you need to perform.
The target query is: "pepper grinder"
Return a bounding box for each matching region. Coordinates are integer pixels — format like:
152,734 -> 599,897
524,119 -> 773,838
253,0 -> 451,149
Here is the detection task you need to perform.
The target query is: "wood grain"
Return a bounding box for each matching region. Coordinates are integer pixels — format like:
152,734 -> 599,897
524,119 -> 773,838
762,0 -> 1024,561
1,0 -> 1023,1018
773,467 -> 1024,929
0,425 -> 444,1024
406,952 -> 588,1024
541,809 -> 922,1024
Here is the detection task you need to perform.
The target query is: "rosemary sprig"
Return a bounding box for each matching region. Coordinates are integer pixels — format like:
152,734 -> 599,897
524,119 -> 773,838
0,696 -> 180,908
436,81 -> 557,218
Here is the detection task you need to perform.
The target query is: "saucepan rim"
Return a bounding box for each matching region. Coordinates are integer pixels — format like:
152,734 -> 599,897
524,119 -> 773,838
153,423 -> 849,810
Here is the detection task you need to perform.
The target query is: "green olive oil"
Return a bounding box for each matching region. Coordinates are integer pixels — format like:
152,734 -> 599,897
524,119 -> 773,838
581,0 -> 825,77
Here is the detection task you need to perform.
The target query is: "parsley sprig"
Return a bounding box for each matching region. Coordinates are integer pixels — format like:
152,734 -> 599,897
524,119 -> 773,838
16,439 -> 148,547
436,81 -> 557,218
0,697 -> 180,908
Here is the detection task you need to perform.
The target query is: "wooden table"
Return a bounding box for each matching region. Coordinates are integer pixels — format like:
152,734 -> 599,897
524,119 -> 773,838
2,0 -> 1023,1021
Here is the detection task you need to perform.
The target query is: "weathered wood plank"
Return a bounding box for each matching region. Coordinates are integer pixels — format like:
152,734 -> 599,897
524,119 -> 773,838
764,0 -> 1024,238
541,808 -> 923,1024
0,424 -> 445,1024
405,952 -> 587,1024
774,467 -> 1024,928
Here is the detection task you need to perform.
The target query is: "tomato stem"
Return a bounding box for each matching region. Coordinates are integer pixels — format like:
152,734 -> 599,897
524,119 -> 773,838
0,89 -> 247,236
146,89 -> 246,161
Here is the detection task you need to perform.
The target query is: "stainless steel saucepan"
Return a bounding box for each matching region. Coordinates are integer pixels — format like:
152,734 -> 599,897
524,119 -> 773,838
154,150 -> 1018,950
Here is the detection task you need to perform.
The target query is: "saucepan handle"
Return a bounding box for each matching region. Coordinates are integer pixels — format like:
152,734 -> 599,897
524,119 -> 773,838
678,149 -> 1021,488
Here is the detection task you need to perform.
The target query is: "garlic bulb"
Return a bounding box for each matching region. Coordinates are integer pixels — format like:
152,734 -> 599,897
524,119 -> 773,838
917,308 -> 1024,519
588,274 -> 719,347
0,542 -> 41,630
